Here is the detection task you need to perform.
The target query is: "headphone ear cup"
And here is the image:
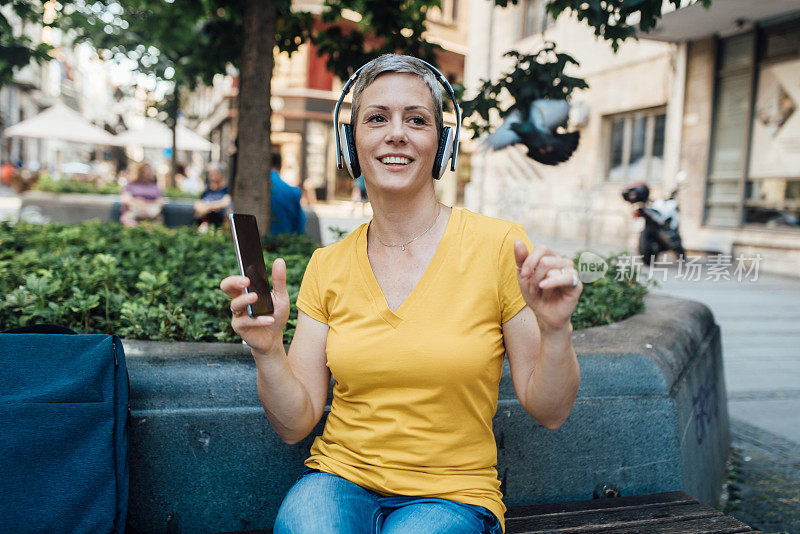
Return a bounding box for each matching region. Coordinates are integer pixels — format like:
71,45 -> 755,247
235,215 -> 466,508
340,124 -> 360,179
433,126 -> 454,180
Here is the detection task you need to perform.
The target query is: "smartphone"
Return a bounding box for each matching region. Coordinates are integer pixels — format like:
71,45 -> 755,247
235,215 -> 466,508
229,213 -> 274,317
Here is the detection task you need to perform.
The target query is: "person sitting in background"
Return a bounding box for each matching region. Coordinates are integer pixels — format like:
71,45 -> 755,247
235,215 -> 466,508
194,162 -> 232,232
1,160 -> 14,187
270,152 -> 306,235
120,162 -> 164,227
177,162 -> 205,196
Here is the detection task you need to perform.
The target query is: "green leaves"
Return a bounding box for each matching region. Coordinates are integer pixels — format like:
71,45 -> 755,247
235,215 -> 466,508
545,0 -> 712,52
0,221 -> 318,343
571,251 -> 654,330
0,0 -> 57,87
311,0 -> 443,80
460,43 -> 589,139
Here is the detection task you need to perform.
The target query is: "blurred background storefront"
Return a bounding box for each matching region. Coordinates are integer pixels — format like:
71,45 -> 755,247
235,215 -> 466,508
642,0 -> 800,275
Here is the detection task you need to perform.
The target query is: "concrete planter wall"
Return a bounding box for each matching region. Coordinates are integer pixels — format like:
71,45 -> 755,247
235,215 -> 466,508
18,190 -> 322,242
19,190 -> 195,227
125,293 -> 729,533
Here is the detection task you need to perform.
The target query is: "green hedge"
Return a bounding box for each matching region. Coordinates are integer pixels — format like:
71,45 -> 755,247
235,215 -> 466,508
34,175 -> 198,199
0,221 -> 649,342
0,221 -> 317,343
570,253 -> 652,330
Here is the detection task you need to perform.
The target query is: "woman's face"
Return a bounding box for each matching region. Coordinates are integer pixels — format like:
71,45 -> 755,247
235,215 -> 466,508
354,73 -> 438,195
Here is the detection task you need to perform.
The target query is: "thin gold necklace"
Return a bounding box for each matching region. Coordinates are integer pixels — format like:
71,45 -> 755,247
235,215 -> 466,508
372,204 -> 441,251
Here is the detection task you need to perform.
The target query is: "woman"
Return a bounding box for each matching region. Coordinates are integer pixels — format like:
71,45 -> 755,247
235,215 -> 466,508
193,162 -> 232,231
220,55 -> 582,534
119,162 -> 163,227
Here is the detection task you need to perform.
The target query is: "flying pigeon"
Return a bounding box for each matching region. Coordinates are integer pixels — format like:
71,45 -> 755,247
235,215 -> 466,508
485,99 -> 580,165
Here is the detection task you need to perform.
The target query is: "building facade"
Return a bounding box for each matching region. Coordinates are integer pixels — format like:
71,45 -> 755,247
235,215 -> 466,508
643,0 -> 800,276
464,0 -> 800,276
463,0 -> 683,254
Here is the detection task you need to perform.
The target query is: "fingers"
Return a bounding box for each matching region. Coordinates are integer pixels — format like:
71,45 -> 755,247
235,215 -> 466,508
539,267 -> 581,291
516,245 -> 579,292
271,258 -> 287,296
230,290 -> 258,316
232,307 -> 275,329
220,275 -> 249,297
517,245 -> 552,279
513,240 -> 529,270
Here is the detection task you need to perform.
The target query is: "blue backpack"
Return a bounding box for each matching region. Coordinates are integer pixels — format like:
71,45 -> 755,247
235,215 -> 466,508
0,327 -> 129,533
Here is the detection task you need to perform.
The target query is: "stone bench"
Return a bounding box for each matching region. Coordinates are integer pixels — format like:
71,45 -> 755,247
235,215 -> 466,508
124,293 -> 730,533
19,190 -> 196,228
18,190 -> 321,239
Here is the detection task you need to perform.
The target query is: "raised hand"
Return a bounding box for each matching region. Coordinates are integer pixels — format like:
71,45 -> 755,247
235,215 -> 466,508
220,257 -> 290,356
514,242 -> 582,332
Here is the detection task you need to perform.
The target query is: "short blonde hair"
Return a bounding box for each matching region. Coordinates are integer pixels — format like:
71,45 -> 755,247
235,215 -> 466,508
350,54 -> 443,139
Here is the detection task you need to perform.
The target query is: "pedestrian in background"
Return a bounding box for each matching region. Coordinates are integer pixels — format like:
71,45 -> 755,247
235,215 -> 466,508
194,162 -> 232,232
350,173 -> 369,216
119,162 -> 163,227
270,152 -> 306,235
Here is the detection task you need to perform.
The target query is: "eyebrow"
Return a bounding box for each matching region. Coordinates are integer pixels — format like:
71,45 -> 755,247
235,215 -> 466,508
364,105 -> 432,113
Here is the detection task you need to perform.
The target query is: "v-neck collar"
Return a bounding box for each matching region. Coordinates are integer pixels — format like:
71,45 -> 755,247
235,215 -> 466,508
357,207 -> 459,328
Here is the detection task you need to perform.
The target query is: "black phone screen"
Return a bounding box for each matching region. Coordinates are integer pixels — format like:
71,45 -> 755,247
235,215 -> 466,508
229,213 -> 274,316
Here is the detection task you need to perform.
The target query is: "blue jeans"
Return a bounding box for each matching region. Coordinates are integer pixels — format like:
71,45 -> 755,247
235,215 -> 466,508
274,467 -> 503,534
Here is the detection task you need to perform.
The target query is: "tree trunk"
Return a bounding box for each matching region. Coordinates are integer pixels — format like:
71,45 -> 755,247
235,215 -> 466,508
167,90 -> 179,189
234,0 -> 276,235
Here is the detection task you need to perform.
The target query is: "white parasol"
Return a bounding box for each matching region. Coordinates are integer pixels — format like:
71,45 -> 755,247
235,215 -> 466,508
114,118 -> 213,152
3,103 -> 119,146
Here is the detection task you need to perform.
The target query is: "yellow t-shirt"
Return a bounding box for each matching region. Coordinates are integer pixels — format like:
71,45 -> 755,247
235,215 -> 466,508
295,207 -> 533,532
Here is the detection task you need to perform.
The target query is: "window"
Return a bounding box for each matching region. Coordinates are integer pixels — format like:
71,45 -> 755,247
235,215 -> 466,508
704,18 -> 800,230
705,33 -> 754,227
604,108 -> 667,182
744,20 -> 800,228
520,0 -> 551,38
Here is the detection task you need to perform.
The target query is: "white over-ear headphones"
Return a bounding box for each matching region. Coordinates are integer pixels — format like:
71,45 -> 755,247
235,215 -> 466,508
334,58 -> 461,181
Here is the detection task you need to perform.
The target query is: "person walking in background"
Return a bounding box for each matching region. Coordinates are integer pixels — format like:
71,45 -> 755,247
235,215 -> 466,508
194,162 -> 232,233
350,173 -> 370,216
270,152 -> 306,235
119,162 -> 164,227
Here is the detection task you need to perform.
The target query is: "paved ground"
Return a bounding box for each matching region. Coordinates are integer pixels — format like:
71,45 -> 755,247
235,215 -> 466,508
726,420 -> 800,534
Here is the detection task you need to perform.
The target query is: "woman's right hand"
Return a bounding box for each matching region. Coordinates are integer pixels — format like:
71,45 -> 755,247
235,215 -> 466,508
220,257 -> 290,356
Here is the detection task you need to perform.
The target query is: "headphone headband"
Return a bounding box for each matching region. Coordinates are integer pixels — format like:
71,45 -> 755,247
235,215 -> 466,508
333,57 -> 461,176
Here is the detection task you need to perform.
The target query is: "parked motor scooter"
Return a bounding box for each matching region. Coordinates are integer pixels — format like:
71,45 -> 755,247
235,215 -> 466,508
621,173 -> 686,265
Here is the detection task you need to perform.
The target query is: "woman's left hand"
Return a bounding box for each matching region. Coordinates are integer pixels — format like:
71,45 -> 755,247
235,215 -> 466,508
514,241 -> 582,333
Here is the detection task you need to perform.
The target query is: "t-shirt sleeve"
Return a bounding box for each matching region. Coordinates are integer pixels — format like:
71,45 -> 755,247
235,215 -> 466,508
296,249 -> 328,324
498,223 -> 534,324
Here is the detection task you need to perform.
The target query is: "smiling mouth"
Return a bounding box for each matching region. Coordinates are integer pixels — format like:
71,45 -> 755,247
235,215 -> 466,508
379,156 -> 412,165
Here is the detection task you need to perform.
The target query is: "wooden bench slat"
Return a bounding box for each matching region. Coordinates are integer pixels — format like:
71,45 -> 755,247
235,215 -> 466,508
506,502 -> 718,532
505,491 -> 693,518
601,515 -> 754,533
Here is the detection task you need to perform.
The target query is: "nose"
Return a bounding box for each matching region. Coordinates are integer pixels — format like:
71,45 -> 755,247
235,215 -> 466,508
385,116 -> 407,144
